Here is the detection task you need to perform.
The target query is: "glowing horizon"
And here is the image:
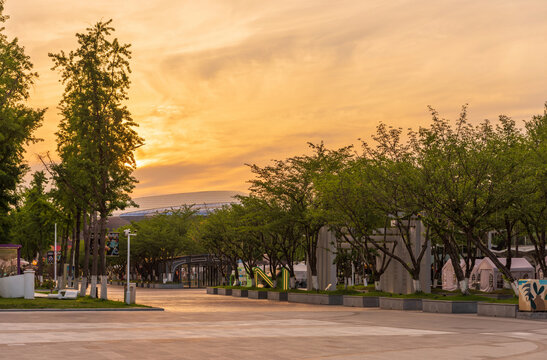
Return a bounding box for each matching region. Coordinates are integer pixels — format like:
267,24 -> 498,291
9,0 -> 547,197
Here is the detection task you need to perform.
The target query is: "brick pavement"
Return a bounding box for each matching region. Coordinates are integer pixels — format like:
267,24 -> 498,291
1,287 -> 546,359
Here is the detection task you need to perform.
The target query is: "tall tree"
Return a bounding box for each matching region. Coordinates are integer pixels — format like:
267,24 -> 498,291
411,107 -> 522,294
0,1 -> 44,242
363,124 -> 430,293
50,20 -> 143,298
315,157 -> 394,287
10,171 -> 57,281
248,142 -> 352,289
518,107 -> 547,277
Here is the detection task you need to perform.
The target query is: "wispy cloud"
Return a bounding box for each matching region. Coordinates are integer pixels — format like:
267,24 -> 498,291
9,0 -> 547,196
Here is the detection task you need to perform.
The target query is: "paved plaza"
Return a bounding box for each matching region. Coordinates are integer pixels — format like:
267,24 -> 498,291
1,287 -> 547,359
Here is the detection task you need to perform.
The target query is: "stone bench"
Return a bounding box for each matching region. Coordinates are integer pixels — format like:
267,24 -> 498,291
248,290 -> 268,299
379,297 -> 422,311
477,303 -> 517,318
422,300 -> 477,314
343,295 -> 379,308
288,293 -> 343,305
231,289 -> 248,297
267,291 -> 288,301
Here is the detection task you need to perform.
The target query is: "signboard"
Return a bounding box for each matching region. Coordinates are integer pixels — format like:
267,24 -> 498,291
519,279 -> 547,311
106,232 -> 119,256
47,251 -> 54,264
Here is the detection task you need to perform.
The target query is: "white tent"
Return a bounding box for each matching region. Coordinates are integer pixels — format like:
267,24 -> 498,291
441,259 -> 482,291
476,257 -> 534,292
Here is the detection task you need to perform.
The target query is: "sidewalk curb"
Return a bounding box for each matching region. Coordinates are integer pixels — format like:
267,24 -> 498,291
0,307 -> 164,312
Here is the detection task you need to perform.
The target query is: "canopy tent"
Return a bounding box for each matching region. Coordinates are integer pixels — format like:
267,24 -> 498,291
442,259 -> 482,291
476,257 -> 534,292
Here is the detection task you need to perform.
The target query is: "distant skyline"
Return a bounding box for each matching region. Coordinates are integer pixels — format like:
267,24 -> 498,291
9,0 -> 547,197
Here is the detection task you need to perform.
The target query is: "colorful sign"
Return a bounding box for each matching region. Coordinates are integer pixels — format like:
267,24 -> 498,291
106,232 -> 119,256
519,279 -> 547,311
47,251 -> 54,264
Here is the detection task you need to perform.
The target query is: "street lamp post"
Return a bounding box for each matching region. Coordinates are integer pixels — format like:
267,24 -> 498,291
124,229 -> 136,304
54,223 -> 57,288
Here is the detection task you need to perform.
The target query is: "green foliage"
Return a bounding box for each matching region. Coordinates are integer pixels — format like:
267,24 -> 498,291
9,171 -> 59,272
247,142 -> 352,286
114,206 -> 200,279
49,19 -> 144,279
50,20 -> 143,216
0,2 -> 44,242
36,279 -> 56,290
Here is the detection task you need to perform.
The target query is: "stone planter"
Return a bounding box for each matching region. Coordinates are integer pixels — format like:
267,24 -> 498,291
206,287 -> 218,295
516,312 -> 547,320
217,288 -> 232,296
248,290 -> 268,299
422,300 -> 477,314
477,302 -> 517,318
288,293 -> 343,305
343,295 -> 379,308
379,297 -> 422,310
232,289 -> 248,297
267,291 -> 288,301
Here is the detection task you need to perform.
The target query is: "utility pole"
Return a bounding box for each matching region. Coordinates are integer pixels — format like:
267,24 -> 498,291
124,229 -> 136,304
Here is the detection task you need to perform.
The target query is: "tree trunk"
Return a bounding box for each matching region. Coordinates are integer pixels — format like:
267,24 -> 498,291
74,207 -> 81,287
37,249 -> 43,279
448,240 -> 467,294
374,280 -> 381,291
459,278 -> 469,295
68,220 -> 77,287
412,278 -> 421,293
82,210 -> 90,295
90,212 -> 98,298
80,276 -> 87,297
60,222 -> 69,288
99,211 -> 108,299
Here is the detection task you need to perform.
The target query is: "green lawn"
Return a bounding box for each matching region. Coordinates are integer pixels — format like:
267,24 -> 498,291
0,296 -> 149,309
356,290 -> 518,304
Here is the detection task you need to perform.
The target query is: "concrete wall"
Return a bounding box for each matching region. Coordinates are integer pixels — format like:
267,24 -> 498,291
377,220 -> 431,294
316,227 -> 338,291
0,274 -> 25,298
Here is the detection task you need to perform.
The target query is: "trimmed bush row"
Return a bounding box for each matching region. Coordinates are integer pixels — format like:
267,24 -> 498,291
206,287 -> 526,318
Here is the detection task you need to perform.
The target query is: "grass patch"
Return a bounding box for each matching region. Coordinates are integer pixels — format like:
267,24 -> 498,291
36,290 -> 58,295
214,286 -> 289,292
336,284 -> 375,291
0,296 -> 149,309
349,291 -> 518,304
212,285 -> 519,304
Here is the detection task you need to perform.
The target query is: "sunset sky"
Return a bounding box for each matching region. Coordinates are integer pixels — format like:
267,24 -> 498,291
8,0 -> 547,197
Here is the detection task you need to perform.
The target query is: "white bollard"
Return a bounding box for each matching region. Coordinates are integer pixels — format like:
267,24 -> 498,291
24,270 -> 35,299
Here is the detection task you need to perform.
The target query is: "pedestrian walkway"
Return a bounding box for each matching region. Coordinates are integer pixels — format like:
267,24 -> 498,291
1,287 -> 546,359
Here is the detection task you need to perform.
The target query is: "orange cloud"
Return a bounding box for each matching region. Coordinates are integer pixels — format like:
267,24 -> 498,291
8,0 -> 547,196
